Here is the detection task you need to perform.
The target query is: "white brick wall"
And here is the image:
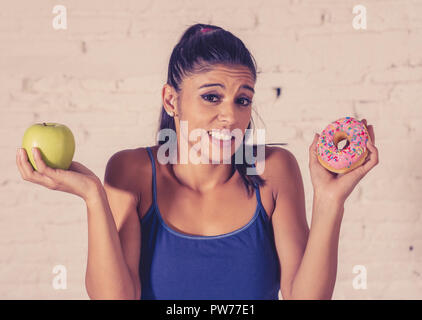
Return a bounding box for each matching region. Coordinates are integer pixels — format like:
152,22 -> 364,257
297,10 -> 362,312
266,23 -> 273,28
1,0 -> 421,299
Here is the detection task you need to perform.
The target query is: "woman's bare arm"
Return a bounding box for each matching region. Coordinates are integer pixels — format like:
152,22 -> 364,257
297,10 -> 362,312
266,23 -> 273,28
85,150 -> 141,299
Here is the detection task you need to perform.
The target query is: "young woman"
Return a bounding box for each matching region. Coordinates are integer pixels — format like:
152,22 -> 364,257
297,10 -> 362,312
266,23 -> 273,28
16,24 -> 378,300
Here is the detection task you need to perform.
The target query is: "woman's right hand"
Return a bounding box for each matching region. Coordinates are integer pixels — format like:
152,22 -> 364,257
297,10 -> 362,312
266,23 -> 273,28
16,147 -> 102,202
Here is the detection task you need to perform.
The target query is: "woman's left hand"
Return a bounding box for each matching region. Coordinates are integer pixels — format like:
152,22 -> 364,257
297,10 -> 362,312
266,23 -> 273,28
309,119 -> 379,204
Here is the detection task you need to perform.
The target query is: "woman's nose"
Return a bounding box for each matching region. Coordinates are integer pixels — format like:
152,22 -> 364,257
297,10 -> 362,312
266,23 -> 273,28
217,102 -> 237,124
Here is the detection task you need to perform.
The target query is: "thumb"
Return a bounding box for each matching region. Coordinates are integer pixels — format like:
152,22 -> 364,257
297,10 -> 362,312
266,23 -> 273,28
314,132 -> 319,142
309,133 -> 320,164
311,133 -> 320,149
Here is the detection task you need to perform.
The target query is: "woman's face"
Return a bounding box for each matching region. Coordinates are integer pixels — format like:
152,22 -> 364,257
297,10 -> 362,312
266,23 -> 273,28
164,64 -> 255,164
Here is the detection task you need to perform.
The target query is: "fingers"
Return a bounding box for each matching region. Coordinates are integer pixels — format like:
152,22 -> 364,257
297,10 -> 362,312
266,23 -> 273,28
17,148 -> 32,180
361,118 -> 375,145
365,139 -> 379,167
16,148 -> 43,181
367,125 -> 375,145
338,118 -> 378,179
309,133 -> 325,173
355,139 -> 379,178
16,147 -> 59,189
32,147 -> 56,176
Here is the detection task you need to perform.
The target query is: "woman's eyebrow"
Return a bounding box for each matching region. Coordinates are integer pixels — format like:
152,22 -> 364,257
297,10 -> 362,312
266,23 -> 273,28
198,83 -> 255,94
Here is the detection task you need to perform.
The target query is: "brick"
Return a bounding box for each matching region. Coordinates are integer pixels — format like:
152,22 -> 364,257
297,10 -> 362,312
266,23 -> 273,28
363,221 -> 420,241
353,101 -> 381,120
348,201 -> 420,223
387,83 -> 422,118
408,29 -> 422,66
370,65 -> 422,84
5,214 -> 73,241
299,30 -> 410,71
380,280 -> 422,299
278,83 -> 392,104
114,75 -> 164,94
250,34 -> 325,73
339,221 -> 365,241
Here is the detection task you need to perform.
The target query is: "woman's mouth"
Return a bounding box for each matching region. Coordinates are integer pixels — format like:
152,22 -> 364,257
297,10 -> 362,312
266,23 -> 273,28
207,130 -> 235,147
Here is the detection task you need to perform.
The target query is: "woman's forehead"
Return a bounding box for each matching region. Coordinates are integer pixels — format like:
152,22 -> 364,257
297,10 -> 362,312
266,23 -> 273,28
188,65 -> 255,87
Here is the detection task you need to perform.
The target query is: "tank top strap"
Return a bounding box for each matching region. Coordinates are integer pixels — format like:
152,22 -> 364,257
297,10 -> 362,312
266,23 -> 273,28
145,146 -> 158,206
251,163 -> 265,211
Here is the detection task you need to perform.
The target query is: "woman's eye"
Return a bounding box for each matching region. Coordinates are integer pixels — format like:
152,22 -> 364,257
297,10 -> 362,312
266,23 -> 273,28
201,94 -> 252,107
202,94 -> 220,103
237,97 -> 252,106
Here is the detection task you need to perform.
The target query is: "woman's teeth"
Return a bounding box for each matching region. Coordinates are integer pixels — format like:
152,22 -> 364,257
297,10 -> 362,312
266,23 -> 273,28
208,130 -> 233,141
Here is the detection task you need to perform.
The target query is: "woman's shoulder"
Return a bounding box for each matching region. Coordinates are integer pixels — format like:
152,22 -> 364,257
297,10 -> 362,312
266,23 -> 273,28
126,145 -> 161,174
107,145 -> 154,169
259,145 -> 299,195
260,145 -> 296,176
104,145 -> 158,193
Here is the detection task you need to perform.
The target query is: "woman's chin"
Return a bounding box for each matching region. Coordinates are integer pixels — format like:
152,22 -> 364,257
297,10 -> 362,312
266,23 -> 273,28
207,144 -> 238,164
192,147 -> 233,164
208,154 -> 233,164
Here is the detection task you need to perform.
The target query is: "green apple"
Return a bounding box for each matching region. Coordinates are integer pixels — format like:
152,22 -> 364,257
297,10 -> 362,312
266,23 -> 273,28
22,122 -> 75,171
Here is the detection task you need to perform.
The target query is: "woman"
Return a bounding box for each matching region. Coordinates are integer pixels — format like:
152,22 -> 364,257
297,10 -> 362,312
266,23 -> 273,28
16,23 -> 378,300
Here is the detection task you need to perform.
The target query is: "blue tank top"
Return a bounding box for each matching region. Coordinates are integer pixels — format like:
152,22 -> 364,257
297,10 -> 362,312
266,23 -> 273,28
139,146 -> 281,300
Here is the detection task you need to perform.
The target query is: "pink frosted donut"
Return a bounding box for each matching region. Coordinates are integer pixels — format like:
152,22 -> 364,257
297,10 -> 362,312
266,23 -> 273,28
317,117 -> 371,174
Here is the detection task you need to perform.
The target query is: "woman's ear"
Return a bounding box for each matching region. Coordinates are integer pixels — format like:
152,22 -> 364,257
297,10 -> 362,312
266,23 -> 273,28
162,84 -> 179,115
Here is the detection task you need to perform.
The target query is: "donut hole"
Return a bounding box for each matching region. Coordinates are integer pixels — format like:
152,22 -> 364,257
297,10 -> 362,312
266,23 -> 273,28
333,132 -> 350,151
337,139 -> 350,151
